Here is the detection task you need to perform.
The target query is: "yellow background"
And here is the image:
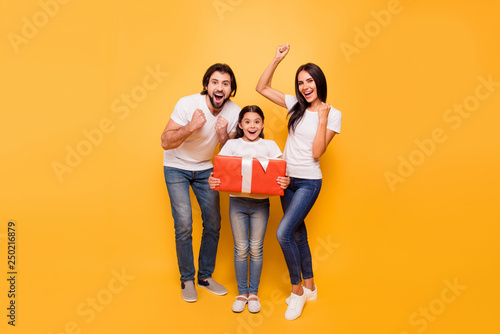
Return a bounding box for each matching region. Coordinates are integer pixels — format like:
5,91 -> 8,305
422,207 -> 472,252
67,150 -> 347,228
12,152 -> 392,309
1,0 -> 499,333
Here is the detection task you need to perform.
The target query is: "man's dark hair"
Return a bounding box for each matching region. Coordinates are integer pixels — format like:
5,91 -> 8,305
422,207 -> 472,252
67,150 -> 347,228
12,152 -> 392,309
201,63 -> 237,97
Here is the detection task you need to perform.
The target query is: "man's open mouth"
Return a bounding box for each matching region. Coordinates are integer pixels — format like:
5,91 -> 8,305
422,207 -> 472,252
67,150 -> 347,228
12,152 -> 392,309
214,92 -> 224,103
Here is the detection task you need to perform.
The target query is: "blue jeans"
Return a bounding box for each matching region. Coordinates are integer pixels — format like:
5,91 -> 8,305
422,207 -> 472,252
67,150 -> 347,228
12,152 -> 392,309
164,166 -> 221,282
277,177 -> 322,285
229,196 -> 270,295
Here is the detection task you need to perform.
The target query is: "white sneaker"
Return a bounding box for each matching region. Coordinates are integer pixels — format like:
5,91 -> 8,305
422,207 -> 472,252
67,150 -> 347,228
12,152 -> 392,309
247,295 -> 261,313
284,291 -> 307,320
231,296 -> 248,313
285,285 -> 317,304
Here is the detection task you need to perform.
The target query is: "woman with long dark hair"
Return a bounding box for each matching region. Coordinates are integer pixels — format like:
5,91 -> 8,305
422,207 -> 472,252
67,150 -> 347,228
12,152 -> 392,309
256,44 -> 342,320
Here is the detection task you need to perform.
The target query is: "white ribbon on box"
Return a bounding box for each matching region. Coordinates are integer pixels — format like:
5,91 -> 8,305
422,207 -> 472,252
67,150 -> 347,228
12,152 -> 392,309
240,155 -> 270,193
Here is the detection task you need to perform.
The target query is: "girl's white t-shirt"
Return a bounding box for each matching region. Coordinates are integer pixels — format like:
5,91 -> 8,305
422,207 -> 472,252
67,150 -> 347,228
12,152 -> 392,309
218,137 -> 283,198
219,137 -> 282,158
284,94 -> 342,179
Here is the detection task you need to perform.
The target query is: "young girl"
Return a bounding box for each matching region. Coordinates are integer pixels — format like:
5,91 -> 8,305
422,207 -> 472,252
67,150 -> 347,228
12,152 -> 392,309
208,105 -> 290,313
256,44 -> 342,320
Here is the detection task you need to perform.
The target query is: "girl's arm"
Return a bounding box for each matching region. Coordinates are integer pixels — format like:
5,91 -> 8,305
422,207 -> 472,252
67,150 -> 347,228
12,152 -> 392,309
256,44 -> 290,108
312,103 -> 337,159
208,172 -> 220,190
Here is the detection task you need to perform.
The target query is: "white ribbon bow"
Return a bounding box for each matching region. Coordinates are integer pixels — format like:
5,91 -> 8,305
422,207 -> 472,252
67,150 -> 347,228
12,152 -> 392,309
240,155 -> 270,193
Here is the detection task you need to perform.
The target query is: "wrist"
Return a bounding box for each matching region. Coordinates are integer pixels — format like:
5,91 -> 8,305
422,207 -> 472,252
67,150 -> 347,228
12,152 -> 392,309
186,122 -> 197,133
218,132 -> 228,140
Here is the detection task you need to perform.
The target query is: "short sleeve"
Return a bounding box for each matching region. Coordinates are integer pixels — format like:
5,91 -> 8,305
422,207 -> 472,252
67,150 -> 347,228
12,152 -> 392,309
327,107 -> 342,134
170,97 -> 190,126
268,140 -> 283,158
285,94 -> 298,111
218,139 -> 235,156
228,120 -> 237,133
221,101 -> 240,134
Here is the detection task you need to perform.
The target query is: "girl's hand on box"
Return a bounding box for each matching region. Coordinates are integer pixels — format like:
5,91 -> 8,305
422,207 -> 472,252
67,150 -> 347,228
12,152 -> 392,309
208,173 -> 221,190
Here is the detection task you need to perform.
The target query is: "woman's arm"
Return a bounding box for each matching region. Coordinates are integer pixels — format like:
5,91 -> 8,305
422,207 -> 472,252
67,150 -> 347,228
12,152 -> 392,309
312,103 -> 337,159
277,174 -> 290,189
255,44 -> 290,108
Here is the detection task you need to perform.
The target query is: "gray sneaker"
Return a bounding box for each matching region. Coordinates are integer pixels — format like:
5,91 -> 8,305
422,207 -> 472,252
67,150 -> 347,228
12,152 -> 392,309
197,278 -> 227,295
181,280 -> 197,302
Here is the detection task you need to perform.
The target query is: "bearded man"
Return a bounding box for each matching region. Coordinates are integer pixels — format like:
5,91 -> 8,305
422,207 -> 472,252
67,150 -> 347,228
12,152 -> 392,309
161,64 -> 240,302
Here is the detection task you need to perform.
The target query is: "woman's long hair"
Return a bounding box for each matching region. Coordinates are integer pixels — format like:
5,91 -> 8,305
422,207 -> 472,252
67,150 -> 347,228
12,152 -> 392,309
235,105 -> 265,139
288,63 -> 327,132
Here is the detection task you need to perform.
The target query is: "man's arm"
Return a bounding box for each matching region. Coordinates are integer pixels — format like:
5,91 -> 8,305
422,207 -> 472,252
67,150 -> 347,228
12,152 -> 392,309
215,115 -> 234,148
161,108 -> 206,150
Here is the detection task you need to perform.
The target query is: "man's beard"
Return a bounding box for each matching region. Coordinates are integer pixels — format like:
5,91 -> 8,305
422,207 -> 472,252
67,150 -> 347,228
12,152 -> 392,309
208,92 -> 228,111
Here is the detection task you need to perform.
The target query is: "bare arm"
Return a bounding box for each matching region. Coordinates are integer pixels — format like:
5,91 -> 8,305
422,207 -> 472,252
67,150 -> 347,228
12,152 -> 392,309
219,130 -> 236,149
312,103 -> 337,159
255,44 -> 290,108
215,116 -> 234,149
277,174 -> 290,189
161,108 -> 206,150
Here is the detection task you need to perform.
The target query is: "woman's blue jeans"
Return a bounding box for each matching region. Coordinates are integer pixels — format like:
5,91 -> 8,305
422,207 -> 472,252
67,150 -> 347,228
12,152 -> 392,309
229,196 -> 270,295
164,166 -> 221,282
277,177 -> 322,285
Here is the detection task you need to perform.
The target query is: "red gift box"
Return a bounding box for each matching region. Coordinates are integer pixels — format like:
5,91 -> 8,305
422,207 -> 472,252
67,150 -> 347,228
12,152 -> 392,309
213,155 -> 287,196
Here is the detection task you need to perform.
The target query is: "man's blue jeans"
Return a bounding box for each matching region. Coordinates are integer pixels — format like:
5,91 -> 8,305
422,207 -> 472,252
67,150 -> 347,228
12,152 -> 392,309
164,166 -> 221,282
277,177 -> 322,285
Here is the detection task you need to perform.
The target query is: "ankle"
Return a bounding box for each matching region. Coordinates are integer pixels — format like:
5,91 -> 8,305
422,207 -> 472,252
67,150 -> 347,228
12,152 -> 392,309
304,278 -> 315,291
291,284 -> 304,296
236,293 -> 248,301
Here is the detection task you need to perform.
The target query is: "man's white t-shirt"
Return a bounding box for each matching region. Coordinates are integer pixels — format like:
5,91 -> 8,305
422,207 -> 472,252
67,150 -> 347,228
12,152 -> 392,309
163,93 -> 240,170
283,94 -> 342,179
218,137 -> 283,199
